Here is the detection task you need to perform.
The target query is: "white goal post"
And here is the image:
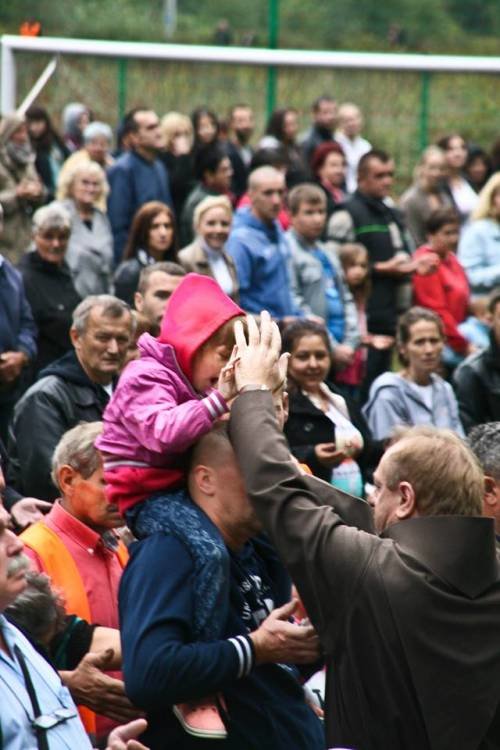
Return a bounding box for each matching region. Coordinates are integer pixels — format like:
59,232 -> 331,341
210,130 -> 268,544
2,33 -> 500,115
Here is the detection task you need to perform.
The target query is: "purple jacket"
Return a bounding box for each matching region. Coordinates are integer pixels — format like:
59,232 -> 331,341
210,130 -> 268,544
95,333 -> 227,470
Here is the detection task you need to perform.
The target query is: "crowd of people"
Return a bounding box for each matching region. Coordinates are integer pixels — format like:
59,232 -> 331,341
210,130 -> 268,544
0,92 -> 499,750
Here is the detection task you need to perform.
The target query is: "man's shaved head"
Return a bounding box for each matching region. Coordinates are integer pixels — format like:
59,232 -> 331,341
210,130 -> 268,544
248,165 -> 282,192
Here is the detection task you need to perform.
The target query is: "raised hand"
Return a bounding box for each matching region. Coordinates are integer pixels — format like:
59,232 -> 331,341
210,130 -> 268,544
233,311 -> 288,393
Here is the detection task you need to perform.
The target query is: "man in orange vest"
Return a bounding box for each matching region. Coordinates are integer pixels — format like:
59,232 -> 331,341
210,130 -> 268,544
21,421 -> 138,745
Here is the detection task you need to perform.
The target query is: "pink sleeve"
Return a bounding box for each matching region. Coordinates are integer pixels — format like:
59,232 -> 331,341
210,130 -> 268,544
115,374 -> 228,455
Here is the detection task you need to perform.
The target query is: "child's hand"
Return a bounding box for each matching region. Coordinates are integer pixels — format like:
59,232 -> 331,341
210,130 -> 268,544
217,347 -> 239,402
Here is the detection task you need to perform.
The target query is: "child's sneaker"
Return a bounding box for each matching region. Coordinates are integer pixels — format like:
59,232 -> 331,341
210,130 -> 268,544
173,695 -> 228,739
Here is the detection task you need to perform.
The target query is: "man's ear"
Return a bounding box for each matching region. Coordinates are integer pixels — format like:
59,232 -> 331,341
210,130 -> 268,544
57,465 -> 77,499
395,480 -> 417,520
483,475 -> 500,508
134,292 -> 144,313
190,464 -> 216,496
69,326 -> 80,349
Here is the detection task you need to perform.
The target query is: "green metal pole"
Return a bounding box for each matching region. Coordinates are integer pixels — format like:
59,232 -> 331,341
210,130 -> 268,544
266,0 -> 279,118
117,58 -> 128,122
419,71 -> 431,151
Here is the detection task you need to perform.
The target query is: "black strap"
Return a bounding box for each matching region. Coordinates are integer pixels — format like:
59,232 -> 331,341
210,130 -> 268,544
14,645 -> 50,750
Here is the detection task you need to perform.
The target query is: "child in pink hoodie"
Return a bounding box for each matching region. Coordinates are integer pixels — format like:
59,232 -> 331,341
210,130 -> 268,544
96,273 -> 244,533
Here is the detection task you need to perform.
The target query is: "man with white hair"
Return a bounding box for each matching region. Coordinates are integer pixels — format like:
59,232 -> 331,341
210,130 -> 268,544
20,421 -> 135,743
0,113 -> 46,263
227,166 -> 304,322
0,469 -> 94,749
334,102 -> 372,193
8,295 -> 134,500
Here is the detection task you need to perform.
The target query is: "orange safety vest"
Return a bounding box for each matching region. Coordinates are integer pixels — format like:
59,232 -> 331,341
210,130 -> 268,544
20,522 -> 129,736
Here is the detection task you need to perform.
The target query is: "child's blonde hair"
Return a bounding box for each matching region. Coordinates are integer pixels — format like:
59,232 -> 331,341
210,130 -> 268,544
338,242 -> 368,270
200,315 -> 247,353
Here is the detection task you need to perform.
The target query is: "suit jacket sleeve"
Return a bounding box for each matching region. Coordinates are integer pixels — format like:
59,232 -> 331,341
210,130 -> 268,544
229,391 -> 377,652
107,165 -> 134,264
16,277 -> 38,360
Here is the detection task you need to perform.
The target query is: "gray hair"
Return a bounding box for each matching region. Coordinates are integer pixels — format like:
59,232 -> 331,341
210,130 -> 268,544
72,294 -> 134,335
32,202 -> 71,234
5,571 -> 67,647
83,121 -> 113,144
468,422 -> 500,480
51,421 -> 103,490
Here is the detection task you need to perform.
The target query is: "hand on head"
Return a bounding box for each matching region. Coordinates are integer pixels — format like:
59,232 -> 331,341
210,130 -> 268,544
233,311 -> 288,392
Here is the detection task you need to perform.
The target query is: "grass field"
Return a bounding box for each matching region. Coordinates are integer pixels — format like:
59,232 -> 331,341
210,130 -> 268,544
14,49 -> 500,192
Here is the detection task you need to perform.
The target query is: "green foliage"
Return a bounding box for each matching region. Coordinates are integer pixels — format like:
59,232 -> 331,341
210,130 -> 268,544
0,0 -> 499,53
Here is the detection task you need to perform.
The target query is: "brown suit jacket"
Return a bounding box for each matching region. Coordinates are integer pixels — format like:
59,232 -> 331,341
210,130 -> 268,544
178,239 -> 239,302
229,391 -> 500,750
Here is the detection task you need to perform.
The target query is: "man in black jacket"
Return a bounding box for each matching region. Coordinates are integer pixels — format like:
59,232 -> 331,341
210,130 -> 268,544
454,288 -> 500,432
7,295 -> 134,501
327,150 -> 437,393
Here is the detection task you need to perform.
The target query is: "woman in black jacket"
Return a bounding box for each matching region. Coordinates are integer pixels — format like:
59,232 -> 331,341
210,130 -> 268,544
113,201 -> 178,306
283,320 -> 380,493
18,202 -> 81,376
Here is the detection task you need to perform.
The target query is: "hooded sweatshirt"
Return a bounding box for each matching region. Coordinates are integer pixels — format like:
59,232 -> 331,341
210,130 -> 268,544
96,273 -> 243,513
362,371 -> 464,442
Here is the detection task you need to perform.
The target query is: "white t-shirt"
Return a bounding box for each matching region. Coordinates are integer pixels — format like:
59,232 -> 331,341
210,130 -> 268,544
450,178 -> 478,220
409,381 -> 434,411
204,244 -> 235,298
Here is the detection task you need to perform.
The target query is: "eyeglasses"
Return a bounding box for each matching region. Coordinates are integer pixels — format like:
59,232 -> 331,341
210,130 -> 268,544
32,706 -> 77,730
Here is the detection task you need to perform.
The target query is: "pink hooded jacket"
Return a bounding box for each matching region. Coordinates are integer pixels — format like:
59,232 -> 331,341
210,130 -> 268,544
95,274 -> 244,511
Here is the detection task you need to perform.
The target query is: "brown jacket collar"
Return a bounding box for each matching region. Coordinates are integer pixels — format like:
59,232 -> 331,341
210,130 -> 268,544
382,515 -> 499,598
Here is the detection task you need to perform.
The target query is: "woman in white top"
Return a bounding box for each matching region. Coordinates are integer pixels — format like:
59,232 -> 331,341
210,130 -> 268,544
363,307 -> 464,442
178,195 -> 239,302
436,134 -> 478,224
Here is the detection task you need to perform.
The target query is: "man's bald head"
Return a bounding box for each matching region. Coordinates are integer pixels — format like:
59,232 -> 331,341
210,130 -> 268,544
188,426 -> 261,550
248,166 -> 285,224
190,425 -> 234,473
248,166 -> 282,191
338,102 -> 363,139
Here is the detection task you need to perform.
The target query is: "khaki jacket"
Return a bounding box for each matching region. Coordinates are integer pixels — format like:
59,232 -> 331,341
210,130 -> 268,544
0,150 -> 45,264
178,238 -> 239,302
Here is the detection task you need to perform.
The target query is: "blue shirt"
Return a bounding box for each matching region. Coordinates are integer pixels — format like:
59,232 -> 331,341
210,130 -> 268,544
107,150 -> 173,264
0,255 -> 37,360
0,615 -> 92,750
